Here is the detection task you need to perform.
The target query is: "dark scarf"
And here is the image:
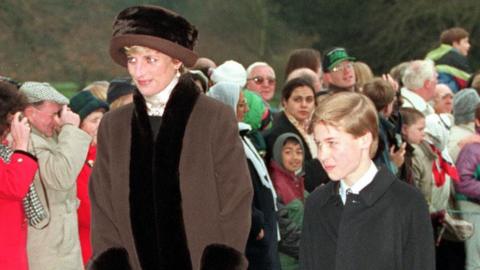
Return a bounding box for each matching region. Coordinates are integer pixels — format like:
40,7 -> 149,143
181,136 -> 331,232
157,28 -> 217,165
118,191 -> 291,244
129,74 -> 200,270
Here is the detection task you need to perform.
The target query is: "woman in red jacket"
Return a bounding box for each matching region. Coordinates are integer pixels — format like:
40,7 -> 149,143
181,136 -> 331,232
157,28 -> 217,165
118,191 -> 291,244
0,81 -> 38,270
69,90 -> 109,265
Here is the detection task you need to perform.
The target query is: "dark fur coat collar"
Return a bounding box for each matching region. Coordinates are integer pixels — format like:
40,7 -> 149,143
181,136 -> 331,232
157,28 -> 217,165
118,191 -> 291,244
130,74 -> 200,269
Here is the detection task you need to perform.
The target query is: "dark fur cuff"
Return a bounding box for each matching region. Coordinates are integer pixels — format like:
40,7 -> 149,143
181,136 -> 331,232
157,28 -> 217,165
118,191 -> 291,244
200,244 -> 248,270
88,248 -> 132,270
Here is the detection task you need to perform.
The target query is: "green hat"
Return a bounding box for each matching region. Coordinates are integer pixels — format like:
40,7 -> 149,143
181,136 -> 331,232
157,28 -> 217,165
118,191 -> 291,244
70,91 -> 109,120
322,47 -> 355,72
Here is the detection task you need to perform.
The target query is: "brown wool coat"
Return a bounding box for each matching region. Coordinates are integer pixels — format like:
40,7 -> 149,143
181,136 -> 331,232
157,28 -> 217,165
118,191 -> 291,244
89,76 -> 252,270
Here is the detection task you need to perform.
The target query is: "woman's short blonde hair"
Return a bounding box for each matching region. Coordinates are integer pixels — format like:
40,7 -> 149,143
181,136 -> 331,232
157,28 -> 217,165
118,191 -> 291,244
311,91 -> 379,158
83,81 -> 109,102
110,94 -> 133,110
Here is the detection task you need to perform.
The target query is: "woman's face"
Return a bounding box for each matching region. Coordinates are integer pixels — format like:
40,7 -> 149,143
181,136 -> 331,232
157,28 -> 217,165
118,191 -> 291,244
236,91 -> 249,122
80,110 -> 104,145
126,47 -> 182,97
282,85 -> 315,123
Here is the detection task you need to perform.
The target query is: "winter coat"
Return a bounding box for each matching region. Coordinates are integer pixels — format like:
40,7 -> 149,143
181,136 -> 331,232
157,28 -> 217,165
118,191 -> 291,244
448,122 -> 475,163
299,167 -> 435,270
401,87 -> 435,116
265,111 -> 329,192
426,44 -> 472,92
0,151 -> 38,270
455,142 -> 480,200
412,141 -> 453,213
270,160 -> 307,270
88,75 -> 253,270
240,123 -> 280,270
26,125 -> 91,270
77,144 -> 97,264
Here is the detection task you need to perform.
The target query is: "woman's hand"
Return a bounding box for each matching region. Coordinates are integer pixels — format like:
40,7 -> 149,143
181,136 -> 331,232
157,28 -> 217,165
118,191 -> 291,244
10,112 -> 31,151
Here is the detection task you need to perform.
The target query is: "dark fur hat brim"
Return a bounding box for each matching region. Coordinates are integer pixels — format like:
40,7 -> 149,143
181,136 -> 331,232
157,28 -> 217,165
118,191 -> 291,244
110,5 -> 198,67
110,34 -> 198,67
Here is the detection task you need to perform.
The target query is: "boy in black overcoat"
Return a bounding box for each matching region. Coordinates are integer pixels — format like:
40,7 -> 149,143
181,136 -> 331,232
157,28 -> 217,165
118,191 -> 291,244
299,91 -> 435,270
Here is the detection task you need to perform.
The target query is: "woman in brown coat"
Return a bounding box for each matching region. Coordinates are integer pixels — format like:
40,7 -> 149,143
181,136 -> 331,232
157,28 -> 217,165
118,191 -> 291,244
88,5 -> 253,270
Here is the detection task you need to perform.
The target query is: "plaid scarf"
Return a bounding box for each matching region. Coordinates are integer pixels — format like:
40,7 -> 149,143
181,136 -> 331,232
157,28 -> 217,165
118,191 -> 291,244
0,144 -> 48,226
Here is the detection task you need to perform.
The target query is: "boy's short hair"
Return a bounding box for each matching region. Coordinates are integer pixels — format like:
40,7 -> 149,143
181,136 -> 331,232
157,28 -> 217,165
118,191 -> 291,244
311,91 -> 378,158
399,107 -> 425,126
440,27 -> 469,45
362,78 -> 395,111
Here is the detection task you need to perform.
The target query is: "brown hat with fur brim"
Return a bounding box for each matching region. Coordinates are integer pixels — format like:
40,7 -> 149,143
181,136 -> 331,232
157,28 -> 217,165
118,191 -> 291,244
110,5 -> 199,67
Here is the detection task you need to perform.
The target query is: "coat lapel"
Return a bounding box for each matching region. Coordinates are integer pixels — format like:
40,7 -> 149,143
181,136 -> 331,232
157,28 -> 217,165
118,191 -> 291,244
129,74 -> 200,270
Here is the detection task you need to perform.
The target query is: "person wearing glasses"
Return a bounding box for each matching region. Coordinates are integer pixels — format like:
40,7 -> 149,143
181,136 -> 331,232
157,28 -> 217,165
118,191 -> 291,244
246,62 -> 277,103
322,47 -> 357,93
19,82 -> 91,270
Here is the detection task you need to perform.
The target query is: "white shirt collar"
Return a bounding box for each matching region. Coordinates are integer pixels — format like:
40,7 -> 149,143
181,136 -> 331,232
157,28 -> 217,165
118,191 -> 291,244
401,87 -> 434,116
144,73 -> 180,116
339,161 -> 378,204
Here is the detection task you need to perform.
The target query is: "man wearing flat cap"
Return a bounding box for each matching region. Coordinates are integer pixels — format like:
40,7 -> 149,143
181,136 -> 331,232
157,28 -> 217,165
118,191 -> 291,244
20,81 -> 91,270
88,5 -> 252,270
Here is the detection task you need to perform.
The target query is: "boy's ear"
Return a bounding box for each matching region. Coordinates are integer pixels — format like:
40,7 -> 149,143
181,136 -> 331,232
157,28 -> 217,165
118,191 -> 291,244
358,131 -> 373,150
401,124 -> 408,137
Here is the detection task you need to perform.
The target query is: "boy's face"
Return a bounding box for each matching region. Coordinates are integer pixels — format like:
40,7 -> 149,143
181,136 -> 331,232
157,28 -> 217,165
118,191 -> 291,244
402,118 -> 425,145
313,123 -> 368,182
453,37 -> 471,56
281,141 -> 304,173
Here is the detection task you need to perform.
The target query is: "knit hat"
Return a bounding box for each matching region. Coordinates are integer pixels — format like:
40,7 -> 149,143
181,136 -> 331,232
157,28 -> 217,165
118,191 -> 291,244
453,88 -> 480,124
110,5 -> 198,67
19,82 -> 69,105
70,91 -> 109,120
107,77 -> 135,104
322,47 -> 355,72
210,60 -> 247,87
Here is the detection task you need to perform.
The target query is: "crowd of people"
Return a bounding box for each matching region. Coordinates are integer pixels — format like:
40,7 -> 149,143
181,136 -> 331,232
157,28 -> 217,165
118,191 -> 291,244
1,4 -> 480,270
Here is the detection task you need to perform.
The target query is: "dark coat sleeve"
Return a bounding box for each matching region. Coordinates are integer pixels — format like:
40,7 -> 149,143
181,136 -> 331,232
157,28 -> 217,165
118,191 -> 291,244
247,161 -> 265,240
211,105 -> 253,252
89,114 -> 128,266
403,189 -> 436,270
299,192 -> 315,270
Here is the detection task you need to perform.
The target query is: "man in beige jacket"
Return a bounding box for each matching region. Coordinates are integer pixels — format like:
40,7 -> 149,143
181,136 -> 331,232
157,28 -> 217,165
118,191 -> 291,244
20,82 -> 91,270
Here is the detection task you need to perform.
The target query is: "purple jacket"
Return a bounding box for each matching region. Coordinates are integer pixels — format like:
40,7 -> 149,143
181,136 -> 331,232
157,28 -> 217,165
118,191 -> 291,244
455,142 -> 480,199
